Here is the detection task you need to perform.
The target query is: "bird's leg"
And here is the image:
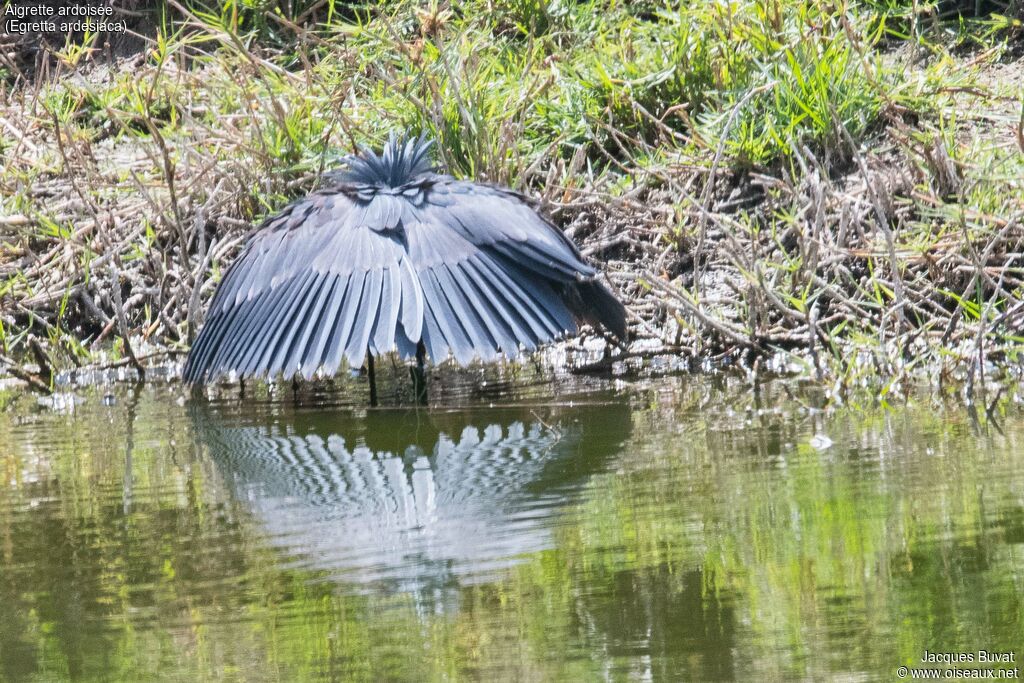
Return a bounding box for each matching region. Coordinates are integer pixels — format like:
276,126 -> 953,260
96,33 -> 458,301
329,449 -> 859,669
367,349 -> 378,407
410,341 -> 428,405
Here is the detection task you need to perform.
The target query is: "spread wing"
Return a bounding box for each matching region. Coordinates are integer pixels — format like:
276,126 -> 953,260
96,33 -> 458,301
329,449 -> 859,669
406,182 -> 605,366
184,190 -> 424,383
184,178 -> 626,384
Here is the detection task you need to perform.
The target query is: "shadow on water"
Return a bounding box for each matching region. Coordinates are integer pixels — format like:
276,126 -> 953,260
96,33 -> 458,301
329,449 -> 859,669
189,396 -> 634,594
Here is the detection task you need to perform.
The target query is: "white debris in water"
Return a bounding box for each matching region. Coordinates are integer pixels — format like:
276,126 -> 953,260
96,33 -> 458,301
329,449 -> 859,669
809,434 -> 833,451
629,337 -> 664,353
36,392 -> 83,412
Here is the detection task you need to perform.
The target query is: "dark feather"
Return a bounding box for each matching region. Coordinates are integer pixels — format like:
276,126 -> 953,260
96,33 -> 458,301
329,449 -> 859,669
204,287 -> 274,380
371,265 -> 401,355
432,265 -> 498,362
268,271 -> 331,378
323,270 -> 367,375
344,267 -> 382,367
299,273 -> 349,379
572,279 -> 628,341
444,262 -> 518,357
397,255 -> 424,343
419,269 -> 475,364
461,256 -> 537,353
248,269 -> 320,379
472,254 -> 563,339
418,286 -> 448,363
183,134 -> 627,385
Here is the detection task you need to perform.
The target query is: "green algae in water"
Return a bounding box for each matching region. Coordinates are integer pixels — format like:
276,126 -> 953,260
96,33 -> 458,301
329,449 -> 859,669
2,378 -> 1023,681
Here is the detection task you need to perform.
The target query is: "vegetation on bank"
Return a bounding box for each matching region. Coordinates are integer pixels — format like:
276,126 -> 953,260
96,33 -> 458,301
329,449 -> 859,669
0,0 -> 1023,400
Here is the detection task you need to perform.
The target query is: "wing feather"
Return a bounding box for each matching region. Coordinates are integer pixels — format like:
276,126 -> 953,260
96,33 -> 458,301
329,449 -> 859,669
371,265 -> 402,354
247,269 -> 322,379
322,270 -> 367,375
213,245 -> 258,313
212,275 -> 297,379
419,270 -> 474,364
268,271 -> 331,379
440,186 -> 593,281
345,268 -> 383,367
300,273 -> 350,379
204,287 -> 275,379
431,265 -> 497,361
228,274 -> 303,378
491,254 -> 576,333
462,257 -> 536,352
471,254 -> 560,339
446,261 -> 522,357
489,239 -> 591,280
398,255 -> 424,342
419,286 -> 450,363
184,304 -> 232,382
395,319 -> 419,359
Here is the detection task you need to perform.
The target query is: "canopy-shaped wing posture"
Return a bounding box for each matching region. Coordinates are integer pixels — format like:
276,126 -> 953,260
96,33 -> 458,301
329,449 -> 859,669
184,135 -> 627,384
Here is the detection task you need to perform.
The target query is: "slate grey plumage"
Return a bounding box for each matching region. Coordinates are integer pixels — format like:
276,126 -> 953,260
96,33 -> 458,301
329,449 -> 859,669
183,134 -> 627,385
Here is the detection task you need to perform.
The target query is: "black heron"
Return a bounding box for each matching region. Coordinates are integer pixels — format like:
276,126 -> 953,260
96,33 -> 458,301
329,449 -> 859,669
183,134 -> 627,401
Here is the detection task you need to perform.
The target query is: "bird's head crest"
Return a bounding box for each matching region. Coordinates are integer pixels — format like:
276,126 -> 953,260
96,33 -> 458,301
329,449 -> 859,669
338,132 -> 437,188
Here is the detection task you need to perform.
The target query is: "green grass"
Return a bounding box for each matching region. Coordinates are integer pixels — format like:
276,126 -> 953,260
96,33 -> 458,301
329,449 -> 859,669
1,0 -> 1023,397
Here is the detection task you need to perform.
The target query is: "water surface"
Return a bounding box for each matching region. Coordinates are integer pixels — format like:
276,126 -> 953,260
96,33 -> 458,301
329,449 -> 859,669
2,374 -> 1023,681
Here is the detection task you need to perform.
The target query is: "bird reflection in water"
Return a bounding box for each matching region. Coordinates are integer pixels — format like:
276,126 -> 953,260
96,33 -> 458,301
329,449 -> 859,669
192,399 -> 631,596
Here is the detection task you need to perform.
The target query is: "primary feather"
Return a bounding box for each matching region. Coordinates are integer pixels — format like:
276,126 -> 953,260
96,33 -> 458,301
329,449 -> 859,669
184,133 -> 627,384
